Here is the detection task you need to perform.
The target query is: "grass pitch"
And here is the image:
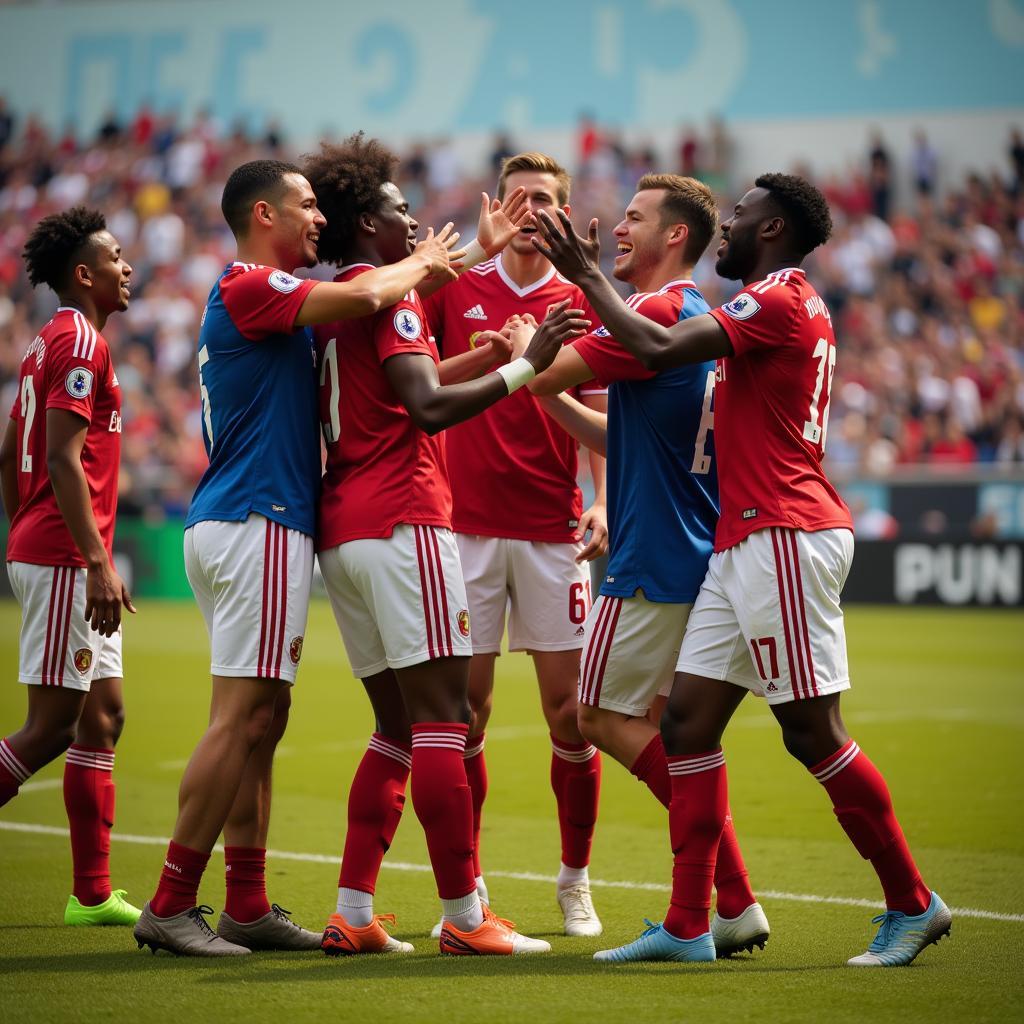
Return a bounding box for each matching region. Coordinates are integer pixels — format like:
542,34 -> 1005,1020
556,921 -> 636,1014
1,600 -> 1022,1023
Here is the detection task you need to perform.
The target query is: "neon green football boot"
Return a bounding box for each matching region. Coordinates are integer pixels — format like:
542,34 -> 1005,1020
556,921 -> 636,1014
64,889 -> 142,926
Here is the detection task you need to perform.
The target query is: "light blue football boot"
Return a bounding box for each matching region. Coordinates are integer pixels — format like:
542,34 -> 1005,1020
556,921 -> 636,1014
594,919 -> 716,963
847,891 -> 951,967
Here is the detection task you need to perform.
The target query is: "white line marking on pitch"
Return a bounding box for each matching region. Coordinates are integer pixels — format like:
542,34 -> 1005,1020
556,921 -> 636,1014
18,779 -> 62,793
1,820 -> 1020,924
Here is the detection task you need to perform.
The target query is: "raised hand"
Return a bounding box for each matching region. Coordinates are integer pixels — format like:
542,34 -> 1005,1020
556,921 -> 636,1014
415,223 -> 462,280
477,186 -> 530,257
532,209 -> 601,282
522,300 -> 591,374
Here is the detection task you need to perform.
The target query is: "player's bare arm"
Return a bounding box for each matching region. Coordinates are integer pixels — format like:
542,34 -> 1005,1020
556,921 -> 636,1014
45,408 -> 134,636
296,224 -> 460,325
437,331 -> 513,385
578,410 -> 608,562
533,209 -> 733,370
383,302 -> 589,435
419,187 -> 531,298
537,393 -> 608,457
0,418 -> 17,523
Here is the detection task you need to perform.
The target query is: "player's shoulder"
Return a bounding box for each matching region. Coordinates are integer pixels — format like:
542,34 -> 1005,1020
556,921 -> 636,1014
627,282 -> 690,325
718,269 -> 805,324
221,261 -> 305,295
39,308 -> 107,361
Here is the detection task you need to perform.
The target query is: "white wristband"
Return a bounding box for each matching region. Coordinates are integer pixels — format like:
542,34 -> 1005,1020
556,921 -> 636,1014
460,239 -> 488,269
495,357 -> 536,394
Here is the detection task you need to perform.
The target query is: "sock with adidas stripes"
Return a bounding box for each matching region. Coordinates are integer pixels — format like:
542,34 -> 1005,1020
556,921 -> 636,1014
410,723 -> 477,903
0,737 -> 31,808
550,736 -> 601,870
810,739 -> 931,915
63,744 -> 116,906
663,748 -> 728,940
338,733 -> 411,900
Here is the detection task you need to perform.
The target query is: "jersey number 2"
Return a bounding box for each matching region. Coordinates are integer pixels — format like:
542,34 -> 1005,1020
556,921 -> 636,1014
19,375 -> 35,472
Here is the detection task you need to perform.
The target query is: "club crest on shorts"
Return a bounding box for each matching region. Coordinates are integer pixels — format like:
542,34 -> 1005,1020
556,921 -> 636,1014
73,648 -> 93,673
289,636 -> 304,665
394,308 -> 423,341
457,609 -> 471,637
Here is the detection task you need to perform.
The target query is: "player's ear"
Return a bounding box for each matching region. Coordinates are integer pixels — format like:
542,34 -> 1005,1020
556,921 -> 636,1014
252,200 -> 274,230
762,216 -> 784,241
667,223 -> 688,248
72,262 -> 92,290
359,212 -> 376,236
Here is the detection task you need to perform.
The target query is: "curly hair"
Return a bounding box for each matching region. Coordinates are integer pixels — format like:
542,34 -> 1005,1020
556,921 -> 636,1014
754,172 -> 833,254
301,134 -> 398,265
220,159 -> 302,238
22,206 -> 106,290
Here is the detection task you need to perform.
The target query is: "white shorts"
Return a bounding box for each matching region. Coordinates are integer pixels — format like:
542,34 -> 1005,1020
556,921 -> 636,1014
320,524 -> 473,679
456,534 -> 591,654
676,527 -> 854,705
8,561 -> 123,691
184,514 -> 313,684
578,593 -> 690,716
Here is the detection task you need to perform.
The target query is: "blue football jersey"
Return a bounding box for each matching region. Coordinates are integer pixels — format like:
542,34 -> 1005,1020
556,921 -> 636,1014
185,262 -> 321,537
573,282 -> 719,603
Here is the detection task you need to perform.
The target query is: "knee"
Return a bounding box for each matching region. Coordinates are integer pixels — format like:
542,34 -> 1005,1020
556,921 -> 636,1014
660,700 -> 712,756
543,691 -> 580,740
241,699 -> 281,749
576,703 -> 608,751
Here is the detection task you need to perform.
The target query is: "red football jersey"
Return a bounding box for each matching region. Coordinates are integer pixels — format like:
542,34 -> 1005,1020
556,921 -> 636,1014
422,254 -> 604,543
7,307 -> 122,567
314,265 -> 451,550
708,268 -> 852,551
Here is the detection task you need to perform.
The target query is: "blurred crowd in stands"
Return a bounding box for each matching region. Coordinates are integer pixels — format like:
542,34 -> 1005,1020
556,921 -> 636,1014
0,98 -> 1022,517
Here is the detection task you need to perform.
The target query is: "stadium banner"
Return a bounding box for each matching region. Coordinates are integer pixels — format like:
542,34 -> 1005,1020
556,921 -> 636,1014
844,538 -> 1024,607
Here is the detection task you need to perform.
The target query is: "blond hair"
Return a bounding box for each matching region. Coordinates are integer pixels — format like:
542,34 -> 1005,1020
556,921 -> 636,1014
637,173 -> 719,263
498,152 -> 571,206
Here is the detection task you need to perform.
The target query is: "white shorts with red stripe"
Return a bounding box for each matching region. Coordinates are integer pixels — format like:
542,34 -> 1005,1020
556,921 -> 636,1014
676,527 -> 854,705
7,561 -> 123,691
184,514 -> 313,684
456,534 -> 591,654
578,594 -> 690,715
319,524 -> 472,679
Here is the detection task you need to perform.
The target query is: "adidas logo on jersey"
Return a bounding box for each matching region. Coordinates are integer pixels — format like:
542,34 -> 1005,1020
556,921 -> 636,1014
575,626 -> 585,637
463,304 -> 487,320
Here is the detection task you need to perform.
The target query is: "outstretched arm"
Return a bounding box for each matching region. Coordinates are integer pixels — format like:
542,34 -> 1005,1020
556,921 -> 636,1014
533,210 -> 732,370
297,225 -> 459,324
384,303 -> 590,435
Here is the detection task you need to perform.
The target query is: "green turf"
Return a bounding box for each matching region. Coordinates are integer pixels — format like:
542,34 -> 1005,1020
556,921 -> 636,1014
1,600 -> 1022,1023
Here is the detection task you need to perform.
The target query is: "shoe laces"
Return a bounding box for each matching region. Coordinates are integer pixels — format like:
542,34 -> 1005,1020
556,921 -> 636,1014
270,903 -> 299,927
867,910 -> 905,949
560,884 -> 596,915
639,918 -> 662,939
187,905 -> 218,939
374,914 -> 397,930
482,904 -> 517,932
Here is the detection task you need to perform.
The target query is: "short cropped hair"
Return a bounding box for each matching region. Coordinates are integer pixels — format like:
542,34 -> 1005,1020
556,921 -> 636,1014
498,152 -> 571,206
301,133 -> 398,265
221,159 -> 303,238
22,206 -> 106,290
637,173 -> 719,264
754,172 -> 833,254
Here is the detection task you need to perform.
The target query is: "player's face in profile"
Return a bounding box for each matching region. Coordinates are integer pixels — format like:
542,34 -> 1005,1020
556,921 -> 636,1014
716,187 -> 770,281
84,230 -> 133,313
611,189 -> 672,285
373,182 -> 420,266
503,171 -> 569,256
274,173 -> 325,269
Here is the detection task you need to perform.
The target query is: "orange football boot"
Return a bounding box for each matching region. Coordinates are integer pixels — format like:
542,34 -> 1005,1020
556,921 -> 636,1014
321,912 -> 414,955
439,904 -> 551,955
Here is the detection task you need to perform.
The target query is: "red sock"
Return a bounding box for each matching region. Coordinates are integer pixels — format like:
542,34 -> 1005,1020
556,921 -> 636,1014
0,738 -> 31,807
663,749 -> 728,940
713,813 -> 757,919
150,841 -> 210,918
338,733 -> 411,894
63,745 -> 115,906
629,733 -> 671,807
811,739 -> 931,915
550,736 -> 602,869
463,734 -> 487,877
224,847 -> 270,923
410,723 -> 476,900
